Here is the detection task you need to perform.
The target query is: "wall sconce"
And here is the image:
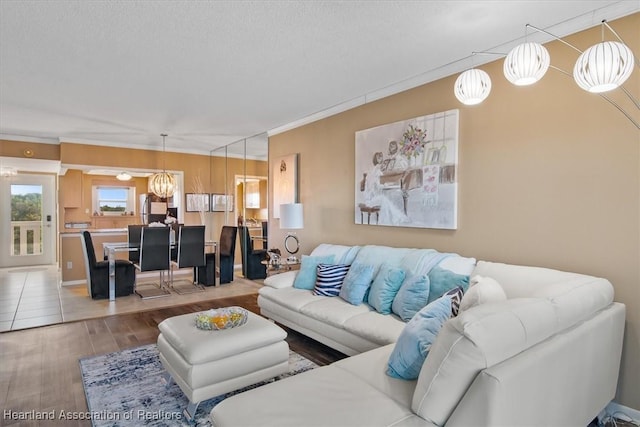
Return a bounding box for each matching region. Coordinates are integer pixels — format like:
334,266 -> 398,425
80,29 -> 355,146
280,203 -> 304,262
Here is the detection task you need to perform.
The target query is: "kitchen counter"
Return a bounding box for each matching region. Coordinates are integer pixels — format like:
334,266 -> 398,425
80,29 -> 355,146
60,228 -> 129,234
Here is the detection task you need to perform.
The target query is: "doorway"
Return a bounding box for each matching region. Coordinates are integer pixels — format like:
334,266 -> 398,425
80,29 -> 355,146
0,173 -> 56,267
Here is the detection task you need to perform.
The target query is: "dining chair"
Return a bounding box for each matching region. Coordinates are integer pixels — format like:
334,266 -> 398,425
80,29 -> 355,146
218,226 -> 238,284
80,231 -> 135,299
238,226 -> 267,280
127,224 -> 143,263
170,225 -> 206,294
134,226 -> 171,299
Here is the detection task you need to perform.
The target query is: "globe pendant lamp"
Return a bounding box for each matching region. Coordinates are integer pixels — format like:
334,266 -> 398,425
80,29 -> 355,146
573,41 -> 635,93
148,133 -> 176,199
454,68 -> 492,105
503,42 -> 550,86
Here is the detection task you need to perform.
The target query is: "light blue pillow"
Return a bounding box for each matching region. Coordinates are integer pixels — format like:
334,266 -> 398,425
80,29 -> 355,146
293,255 -> 335,290
391,274 -> 430,322
387,294 -> 454,380
339,263 -> 375,305
426,265 -> 470,304
368,265 -> 406,314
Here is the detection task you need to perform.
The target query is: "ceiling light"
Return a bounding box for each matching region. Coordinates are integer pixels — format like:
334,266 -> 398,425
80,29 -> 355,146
148,134 -> 176,198
573,41 -> 635,93
454,69 -> 492,105
503,42 -> 550,86
116,172 -> 132,181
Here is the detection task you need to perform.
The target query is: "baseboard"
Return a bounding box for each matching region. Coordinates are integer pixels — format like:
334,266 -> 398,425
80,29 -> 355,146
599,401 -> 640,424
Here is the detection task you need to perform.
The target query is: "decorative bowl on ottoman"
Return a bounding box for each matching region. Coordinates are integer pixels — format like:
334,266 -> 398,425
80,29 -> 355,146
195,306 -> 248,330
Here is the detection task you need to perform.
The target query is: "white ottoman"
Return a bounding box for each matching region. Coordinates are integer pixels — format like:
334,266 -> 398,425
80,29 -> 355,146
157,310 -> 289,420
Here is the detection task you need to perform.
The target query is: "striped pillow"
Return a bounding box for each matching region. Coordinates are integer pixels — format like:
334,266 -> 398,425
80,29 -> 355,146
313,264 -> 350,297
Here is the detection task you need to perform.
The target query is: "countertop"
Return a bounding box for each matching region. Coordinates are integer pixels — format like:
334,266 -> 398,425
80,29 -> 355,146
60,228 -> 128,235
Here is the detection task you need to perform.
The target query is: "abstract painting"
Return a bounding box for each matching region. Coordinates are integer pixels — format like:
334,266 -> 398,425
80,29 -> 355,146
273,153 -> 298,218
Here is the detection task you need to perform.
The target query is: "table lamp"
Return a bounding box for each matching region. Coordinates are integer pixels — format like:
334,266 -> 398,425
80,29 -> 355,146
280,203 -> 304,262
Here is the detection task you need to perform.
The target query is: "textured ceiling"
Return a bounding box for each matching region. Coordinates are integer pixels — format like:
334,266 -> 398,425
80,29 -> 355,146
1,1 -> 638,161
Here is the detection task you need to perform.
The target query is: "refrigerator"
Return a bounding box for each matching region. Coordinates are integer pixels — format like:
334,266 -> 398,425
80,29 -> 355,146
139,193 -> 168,224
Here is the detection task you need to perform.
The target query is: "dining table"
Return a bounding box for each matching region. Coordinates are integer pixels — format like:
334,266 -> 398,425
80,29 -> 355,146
102,240 -> 218,301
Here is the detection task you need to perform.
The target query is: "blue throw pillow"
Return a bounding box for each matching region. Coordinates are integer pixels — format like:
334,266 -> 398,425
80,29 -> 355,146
426,265 -> 470,304
368,265 -> 406,314
391,274 -> 430,322
293,255 -> 335,290
387,294 -> 454,380
339,262 -> 375,305
313,264 -> 350,297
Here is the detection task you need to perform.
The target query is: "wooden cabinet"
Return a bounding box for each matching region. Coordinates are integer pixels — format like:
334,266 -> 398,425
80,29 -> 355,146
92,216 -> 138,229
61,169 -> 83,207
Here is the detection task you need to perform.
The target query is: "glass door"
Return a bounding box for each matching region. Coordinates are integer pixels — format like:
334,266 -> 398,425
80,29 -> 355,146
0,173 -> 56,267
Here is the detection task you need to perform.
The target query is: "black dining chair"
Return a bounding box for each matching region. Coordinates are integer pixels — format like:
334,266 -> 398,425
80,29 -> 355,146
170,225 -> 206,294
238,226 -> 267,280
134,226 -> 171,299
218,226 -> 238,284
80,231 -> 135,299
127,224 -> 143,264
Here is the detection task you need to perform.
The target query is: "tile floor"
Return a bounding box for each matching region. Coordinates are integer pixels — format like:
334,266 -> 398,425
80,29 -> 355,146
0,265 -> 262,332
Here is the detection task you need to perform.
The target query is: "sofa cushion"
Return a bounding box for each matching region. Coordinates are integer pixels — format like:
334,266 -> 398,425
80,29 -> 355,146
426,265 -> 469,304
293,254 -> 335,290
310,244 -> 361,265
459,275 -> 507,312
392,274 -> 430,322
258,286 -> 320,312
343,311 -> 406,346
263,270 -> 298,289
300,297 -> 372,330
387,293 -> 456,380
312,263 -> 350,297
411,297 -> 558,425
368,265 -> 406,314
339,262 -> 376,305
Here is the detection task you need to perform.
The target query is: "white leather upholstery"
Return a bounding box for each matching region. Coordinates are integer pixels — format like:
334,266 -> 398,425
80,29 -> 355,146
157,311 -> 289,405
219,247 -> 626,427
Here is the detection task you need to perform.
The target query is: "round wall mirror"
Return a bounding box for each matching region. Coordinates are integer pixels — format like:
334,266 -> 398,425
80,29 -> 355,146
284,234 -> 299,255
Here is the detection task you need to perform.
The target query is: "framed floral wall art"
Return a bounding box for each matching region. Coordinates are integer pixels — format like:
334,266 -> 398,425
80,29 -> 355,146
354,109 -> 459,229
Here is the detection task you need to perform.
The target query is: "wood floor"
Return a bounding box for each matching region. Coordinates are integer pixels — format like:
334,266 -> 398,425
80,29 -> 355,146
0,293 -> 346,427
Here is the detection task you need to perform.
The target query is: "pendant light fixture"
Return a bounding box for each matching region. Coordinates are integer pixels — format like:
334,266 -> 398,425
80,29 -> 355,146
503,42 -> 550,86
573,40 -> 634,93
454,68 -> 492,105
148,133 -> 176,199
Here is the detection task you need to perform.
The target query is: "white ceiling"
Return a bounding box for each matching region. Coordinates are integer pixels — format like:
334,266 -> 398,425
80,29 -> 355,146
1,1 -> 638,162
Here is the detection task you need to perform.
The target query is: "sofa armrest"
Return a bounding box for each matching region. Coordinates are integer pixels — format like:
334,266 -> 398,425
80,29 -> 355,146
263,270 -> 298,289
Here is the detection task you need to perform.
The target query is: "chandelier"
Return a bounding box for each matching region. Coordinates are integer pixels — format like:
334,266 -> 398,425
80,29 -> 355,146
148,133 -> 176,198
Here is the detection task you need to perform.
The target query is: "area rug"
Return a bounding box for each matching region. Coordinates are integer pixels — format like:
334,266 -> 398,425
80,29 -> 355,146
79,344 -> 318,427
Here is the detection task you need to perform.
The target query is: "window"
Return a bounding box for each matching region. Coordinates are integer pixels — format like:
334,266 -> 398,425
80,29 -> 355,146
93,186 -> 136,215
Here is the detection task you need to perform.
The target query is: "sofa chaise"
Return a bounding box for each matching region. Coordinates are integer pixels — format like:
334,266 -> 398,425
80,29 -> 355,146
210,243 -> 625,426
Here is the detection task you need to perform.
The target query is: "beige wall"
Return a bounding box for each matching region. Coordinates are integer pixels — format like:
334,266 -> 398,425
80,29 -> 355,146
269,14 -> 640,408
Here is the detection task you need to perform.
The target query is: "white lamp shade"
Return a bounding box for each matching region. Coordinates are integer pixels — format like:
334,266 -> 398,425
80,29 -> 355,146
148,172 -> 176,198
454,69 -> 492,105
280,203 -> 304,229
573,41 -> 635,93
503,42 -> 550,86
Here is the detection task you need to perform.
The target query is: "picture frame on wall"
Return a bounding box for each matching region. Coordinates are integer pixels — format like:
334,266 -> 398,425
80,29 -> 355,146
211,194 -> 234,212
185,193 -> 210,212
273,153 -> 298,218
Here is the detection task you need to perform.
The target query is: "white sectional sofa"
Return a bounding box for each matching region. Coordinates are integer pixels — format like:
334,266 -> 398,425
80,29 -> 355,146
211,244 -> 626,427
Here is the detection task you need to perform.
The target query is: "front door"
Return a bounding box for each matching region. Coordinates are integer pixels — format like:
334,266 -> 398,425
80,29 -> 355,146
0,173 -> 56,267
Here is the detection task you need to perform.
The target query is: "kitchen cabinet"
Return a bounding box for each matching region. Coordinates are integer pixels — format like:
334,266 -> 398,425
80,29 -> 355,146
61,169 -> 83,207
92,216 -> 138,229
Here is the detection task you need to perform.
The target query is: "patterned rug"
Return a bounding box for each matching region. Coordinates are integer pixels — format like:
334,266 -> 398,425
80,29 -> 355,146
79,344 -> 318,427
